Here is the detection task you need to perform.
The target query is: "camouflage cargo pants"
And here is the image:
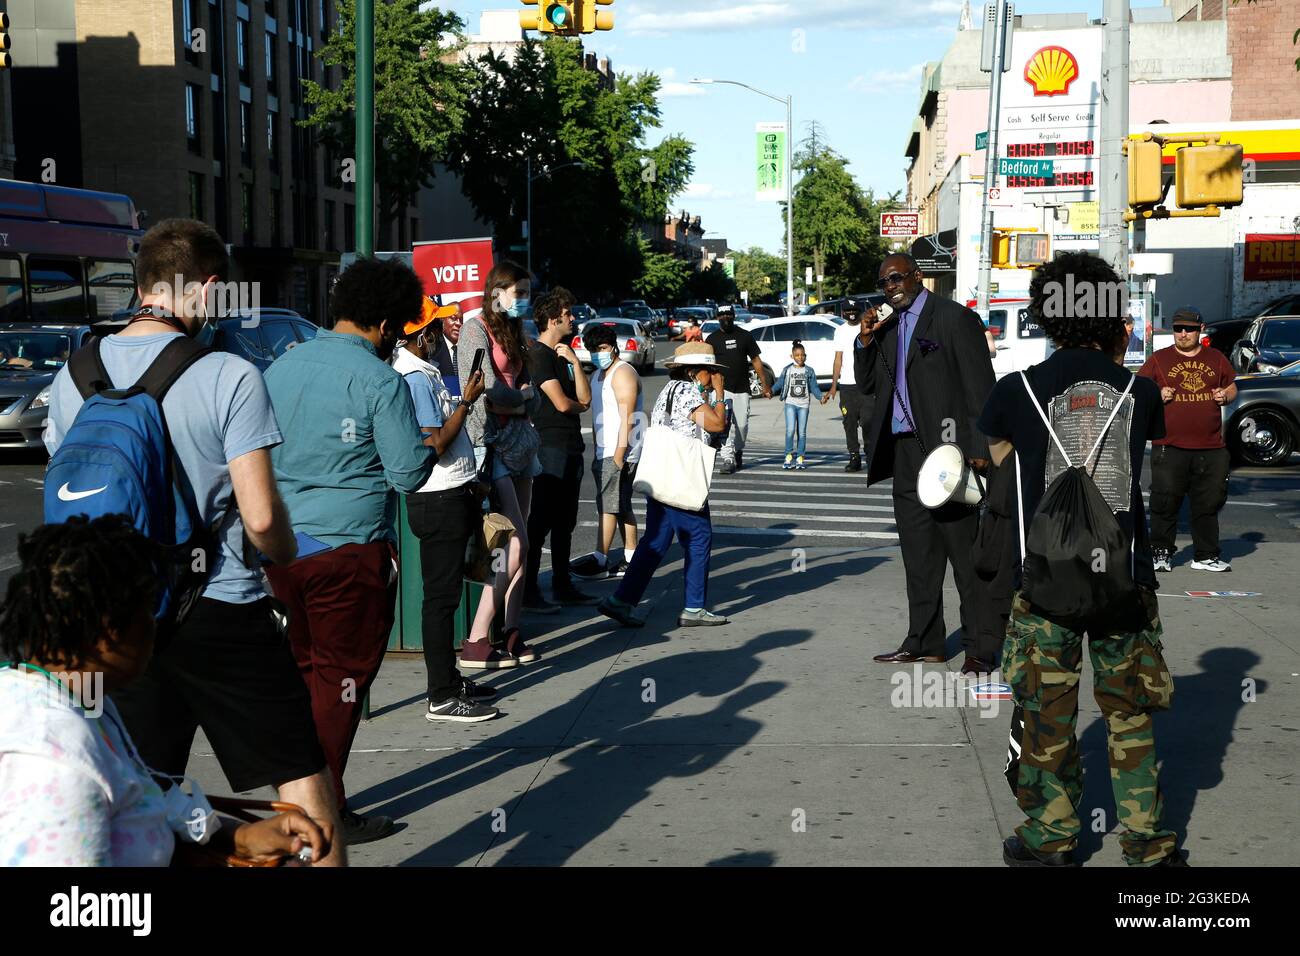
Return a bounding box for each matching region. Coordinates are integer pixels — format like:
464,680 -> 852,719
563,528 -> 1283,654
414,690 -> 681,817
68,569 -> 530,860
1002,589 -> 1178,865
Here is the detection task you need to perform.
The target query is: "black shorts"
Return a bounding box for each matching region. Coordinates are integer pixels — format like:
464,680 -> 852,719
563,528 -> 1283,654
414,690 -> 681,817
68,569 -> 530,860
110,596 -> 326,793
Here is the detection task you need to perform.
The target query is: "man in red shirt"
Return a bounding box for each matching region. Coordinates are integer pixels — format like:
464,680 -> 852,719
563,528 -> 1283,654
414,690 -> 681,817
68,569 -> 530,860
1138,306 -> 1237,572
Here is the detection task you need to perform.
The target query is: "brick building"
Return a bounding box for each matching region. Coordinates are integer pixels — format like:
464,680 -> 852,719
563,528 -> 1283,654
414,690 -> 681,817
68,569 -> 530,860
6,0 -> 395,325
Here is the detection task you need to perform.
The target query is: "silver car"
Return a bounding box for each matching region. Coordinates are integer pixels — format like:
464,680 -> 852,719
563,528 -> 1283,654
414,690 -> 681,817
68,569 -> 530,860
0,323 -> 98,450
571,319 -> 657,371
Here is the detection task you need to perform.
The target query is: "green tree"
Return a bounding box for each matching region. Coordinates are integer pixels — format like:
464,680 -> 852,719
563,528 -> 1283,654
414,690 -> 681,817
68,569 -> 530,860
688,262 -> 738,303
301,1 -> 469,242
632,238 -> 693,304
731,246 -> 785,303
785,125 -> 873,301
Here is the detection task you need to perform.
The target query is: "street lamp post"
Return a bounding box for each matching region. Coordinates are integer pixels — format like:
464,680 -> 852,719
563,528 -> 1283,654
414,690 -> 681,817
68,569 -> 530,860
691,79 -> 794,315
526,159 -> 587,279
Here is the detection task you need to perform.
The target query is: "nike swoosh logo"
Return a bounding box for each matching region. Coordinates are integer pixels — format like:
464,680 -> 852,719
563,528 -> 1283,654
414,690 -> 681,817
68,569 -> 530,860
57,482 -> 108,502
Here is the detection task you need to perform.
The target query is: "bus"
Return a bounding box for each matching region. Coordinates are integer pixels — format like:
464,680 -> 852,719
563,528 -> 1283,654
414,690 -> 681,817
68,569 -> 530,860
0,178 -> 143,324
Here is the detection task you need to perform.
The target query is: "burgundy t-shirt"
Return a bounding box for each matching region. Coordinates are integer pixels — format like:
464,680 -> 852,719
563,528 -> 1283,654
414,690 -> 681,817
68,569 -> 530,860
1138,345 -> 1236,449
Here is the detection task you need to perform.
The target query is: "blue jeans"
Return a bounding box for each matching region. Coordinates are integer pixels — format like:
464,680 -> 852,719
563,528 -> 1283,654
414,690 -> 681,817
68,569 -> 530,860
784,403 -> 809,456
615,497 -> 712,610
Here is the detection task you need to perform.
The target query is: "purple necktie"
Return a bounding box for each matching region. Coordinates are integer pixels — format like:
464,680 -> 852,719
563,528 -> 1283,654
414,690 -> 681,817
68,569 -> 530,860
892,311 -> 913,433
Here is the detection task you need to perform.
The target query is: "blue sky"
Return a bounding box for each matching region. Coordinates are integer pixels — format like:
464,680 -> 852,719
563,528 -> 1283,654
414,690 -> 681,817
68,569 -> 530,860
450,0 -> 1170,255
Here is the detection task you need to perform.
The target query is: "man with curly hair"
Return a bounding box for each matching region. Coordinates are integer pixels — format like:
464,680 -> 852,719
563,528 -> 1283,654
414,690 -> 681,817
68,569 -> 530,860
263,256 -> 435,845
979,251 -> 1184,868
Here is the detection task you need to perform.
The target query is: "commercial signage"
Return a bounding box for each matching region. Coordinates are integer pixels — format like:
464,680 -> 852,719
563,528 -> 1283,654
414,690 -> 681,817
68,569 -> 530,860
412,237 -> 495,320
881,211 -> 921,237
1067,201 -> 1099,233
910,229 -> 957,274
998,28 -> 1102,192
998,157 -> 1054,179
756,122 -> 787,202
1243,233 -> 1300,282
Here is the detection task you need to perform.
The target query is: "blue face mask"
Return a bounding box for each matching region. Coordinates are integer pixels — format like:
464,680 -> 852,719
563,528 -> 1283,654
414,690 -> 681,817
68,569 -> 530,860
594,350 -> 615,370
505,297 -> 531,319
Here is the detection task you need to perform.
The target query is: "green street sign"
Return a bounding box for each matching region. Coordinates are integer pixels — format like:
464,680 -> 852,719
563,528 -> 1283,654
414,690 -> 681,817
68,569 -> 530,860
976,131 -> 988,151
998,157 -> 1054,178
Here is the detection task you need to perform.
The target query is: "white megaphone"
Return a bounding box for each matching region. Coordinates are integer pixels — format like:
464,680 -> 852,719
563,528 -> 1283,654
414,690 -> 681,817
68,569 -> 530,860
917,443 -> 986,509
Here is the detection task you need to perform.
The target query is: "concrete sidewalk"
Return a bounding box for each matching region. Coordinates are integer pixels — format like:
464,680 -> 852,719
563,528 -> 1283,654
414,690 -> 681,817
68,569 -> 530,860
189,528 -> 1300,867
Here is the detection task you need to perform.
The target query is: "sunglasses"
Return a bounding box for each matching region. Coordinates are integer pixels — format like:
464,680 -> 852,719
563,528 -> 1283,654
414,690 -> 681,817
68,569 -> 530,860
875,271 -> 912,290
1172,325 -> 1201,333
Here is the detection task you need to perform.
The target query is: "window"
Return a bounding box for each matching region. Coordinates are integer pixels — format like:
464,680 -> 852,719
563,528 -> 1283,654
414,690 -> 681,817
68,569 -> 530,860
28,258 -> 86,321
185,84 -> 201,153
182,0 -> 199,65
0,332 -> 73,370
769,322 -> 800,342
0,257 -> 24,322
799,320 -> 835,341
188,172 -> 204,221
324,200 -> 335,251
266,111 -> 277,166
222,319 -> 273,370
265,32 -> 277,90
87,260 -> 137,317
239,101 -> 251,166
261,319 -> 302,358
241,183 -> 254,244
209,0 -> 225,79
236,18 -> 249,82
319,0 -> 328,39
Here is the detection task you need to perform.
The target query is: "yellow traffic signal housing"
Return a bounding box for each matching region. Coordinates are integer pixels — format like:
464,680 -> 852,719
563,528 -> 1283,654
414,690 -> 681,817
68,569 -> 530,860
0,12 -> 12,70
579,0 -> 615,32
1128,138 -> 1163,207
1175,143 -> 1244,209
991,230 -> 1012,269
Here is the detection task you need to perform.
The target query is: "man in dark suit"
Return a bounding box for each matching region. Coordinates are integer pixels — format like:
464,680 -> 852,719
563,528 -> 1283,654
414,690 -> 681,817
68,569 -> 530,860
854,254 -> 999,673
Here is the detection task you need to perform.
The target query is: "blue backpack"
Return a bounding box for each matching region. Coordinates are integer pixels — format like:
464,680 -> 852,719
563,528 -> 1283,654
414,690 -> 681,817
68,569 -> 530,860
44,336 -> 218,635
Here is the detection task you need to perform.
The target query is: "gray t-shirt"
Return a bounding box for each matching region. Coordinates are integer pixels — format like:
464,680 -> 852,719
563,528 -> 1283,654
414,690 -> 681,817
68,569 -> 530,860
43,332 -> 282,604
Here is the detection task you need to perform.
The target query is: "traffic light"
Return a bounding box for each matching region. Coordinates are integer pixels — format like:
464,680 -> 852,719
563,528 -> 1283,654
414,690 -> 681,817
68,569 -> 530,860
991,230 -> 1012,269
1127,138 -> 1163,207
579,0 -> 615,33
0,13 -> 12,70
519,1 -> 576,34
1175,143 -> 1244,209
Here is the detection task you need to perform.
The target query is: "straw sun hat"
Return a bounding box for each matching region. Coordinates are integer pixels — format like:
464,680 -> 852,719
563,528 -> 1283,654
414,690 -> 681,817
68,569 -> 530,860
664,342 -> 725,370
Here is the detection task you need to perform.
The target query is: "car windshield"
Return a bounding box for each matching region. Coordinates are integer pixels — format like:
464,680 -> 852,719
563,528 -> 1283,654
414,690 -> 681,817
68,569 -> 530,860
1258,319 -> 1300,349
1277,360 -> 1300,377
701,321 -> 721,334
0,332 -> 73,370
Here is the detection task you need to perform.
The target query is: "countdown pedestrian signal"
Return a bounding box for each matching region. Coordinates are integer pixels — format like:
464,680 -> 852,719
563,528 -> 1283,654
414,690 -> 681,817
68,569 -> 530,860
0,13 -> 11,70
519,0 -> 614,35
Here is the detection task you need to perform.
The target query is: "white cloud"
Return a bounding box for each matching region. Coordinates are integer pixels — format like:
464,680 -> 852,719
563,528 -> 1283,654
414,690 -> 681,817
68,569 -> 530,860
846,62 -> 927,94
623,0 -> 963,36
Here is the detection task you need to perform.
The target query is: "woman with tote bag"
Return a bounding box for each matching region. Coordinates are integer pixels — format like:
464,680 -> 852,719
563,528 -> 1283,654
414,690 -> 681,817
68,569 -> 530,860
598,343 -> 730,629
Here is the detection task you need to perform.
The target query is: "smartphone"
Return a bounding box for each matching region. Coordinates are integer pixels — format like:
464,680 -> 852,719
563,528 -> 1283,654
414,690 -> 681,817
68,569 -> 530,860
470,347 -> 486,379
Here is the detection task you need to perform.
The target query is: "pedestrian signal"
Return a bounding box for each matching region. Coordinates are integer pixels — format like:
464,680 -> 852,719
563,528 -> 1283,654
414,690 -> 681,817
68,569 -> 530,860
1127,138 -> 1163,207
991,230 -> 1012,269
580,0 -> 615,32
1175,143 -> 1244,210
0,13 -> 11,70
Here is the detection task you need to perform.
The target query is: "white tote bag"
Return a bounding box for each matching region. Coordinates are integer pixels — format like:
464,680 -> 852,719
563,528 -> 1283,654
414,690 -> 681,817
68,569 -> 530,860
633,383 -> 715,511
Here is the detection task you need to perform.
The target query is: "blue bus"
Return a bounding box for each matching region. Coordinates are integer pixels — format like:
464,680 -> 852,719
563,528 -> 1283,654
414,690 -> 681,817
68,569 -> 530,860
0,179 -> 143,324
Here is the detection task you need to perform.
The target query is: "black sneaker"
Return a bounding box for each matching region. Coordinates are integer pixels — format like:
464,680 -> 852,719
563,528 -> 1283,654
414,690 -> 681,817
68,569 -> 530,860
523,593 -> 560,614
845,454 -> 862,473
460,676 -> 497,700
341,809 -> 396,846
1151,851 -> 1189,867
426,695 -> 498,723
605,556 -> 629,578
553,585 -> 600,606
718,460 -> 736,475
1002,834 -> 1077,867
570,554 -> 608,580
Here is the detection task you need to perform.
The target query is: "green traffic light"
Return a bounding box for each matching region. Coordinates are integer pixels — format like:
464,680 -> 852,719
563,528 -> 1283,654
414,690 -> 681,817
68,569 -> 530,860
545,3 -> 568,27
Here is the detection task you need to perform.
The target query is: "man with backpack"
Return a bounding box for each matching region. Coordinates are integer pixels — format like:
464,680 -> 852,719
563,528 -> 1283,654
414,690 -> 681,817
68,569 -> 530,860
41,218 -> 343,864
978,252 -> 1183,868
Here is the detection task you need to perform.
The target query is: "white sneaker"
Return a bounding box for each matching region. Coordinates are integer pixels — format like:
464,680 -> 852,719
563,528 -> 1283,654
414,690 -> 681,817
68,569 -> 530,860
1190,557 -> 1232,572
1153,551 -> 1173,573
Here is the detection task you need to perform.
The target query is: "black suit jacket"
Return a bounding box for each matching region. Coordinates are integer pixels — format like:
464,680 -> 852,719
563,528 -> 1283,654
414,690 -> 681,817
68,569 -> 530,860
854,292 -> 996,486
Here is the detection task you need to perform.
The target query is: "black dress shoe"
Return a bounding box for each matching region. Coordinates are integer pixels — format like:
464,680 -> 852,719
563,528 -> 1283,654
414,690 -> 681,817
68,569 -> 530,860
845,454 -> 862,473
1151,851 -> 1189,867
1003,835 -> 1077,867
873,649 -> 946,664
959,656 -> 993,676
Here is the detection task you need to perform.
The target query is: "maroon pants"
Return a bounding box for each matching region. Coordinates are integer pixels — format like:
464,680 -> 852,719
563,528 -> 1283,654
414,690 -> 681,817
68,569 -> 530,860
267,541 -> 396,810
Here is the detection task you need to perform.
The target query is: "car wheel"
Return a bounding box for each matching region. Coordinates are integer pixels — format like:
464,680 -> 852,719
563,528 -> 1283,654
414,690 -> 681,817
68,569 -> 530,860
1231,407 -> 1296,467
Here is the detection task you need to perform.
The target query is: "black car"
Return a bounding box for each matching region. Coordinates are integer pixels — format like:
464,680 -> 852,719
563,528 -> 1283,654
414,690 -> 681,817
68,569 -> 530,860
1230,316 -> 1300,374
1203,318 -> 1251,356
1223,360 -> 1300,466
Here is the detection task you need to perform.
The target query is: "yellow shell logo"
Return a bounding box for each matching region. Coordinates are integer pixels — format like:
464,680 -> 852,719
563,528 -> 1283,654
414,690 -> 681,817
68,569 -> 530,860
1024,45 -> 1079,97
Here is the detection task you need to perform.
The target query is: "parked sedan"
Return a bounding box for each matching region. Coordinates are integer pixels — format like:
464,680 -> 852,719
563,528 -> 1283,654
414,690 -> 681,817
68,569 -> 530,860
571,319 -> 657,371
1223,360 -> 1300,466
0,323 -> 99,450
667,307 -> 712,336
1231,316 -> 1300,374
746,316 -> 843,395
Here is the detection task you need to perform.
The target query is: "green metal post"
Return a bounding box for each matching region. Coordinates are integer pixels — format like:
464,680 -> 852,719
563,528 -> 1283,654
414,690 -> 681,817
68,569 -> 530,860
355,0 -> 375,257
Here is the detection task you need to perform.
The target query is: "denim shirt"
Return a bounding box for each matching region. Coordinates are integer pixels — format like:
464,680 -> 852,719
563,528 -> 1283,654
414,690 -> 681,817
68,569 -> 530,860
264,329 -> 434,547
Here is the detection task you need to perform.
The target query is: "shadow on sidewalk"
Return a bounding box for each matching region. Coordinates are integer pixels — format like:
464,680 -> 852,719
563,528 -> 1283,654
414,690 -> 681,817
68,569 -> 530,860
1075,646 -> 1263,864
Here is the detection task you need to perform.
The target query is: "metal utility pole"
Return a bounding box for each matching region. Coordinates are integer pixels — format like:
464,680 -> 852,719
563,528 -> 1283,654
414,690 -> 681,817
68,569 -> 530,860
1099,0 -> 1130,284
526,156 -> 532,277
355,0 -> 375,257
975,0 -> 1010,317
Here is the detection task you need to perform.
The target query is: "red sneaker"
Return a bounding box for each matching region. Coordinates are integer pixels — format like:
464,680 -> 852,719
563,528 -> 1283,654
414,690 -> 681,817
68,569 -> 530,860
505,628 -> 539,664
459,638 -> 517,669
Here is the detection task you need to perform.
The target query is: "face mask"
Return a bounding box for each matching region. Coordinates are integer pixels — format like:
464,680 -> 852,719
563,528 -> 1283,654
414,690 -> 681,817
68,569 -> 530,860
594,350 -> 615,370
159,774 -> 220,845
719,316 -> 734,330
505,297 -> 531,319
